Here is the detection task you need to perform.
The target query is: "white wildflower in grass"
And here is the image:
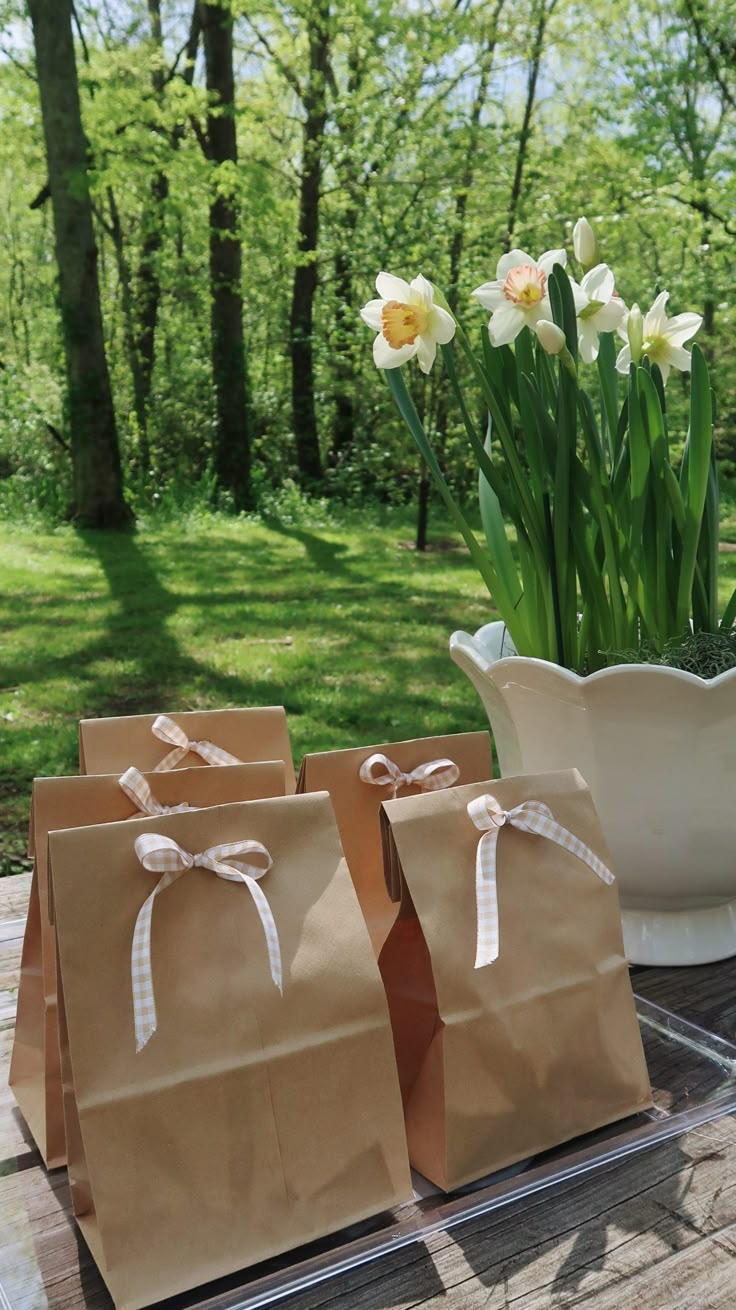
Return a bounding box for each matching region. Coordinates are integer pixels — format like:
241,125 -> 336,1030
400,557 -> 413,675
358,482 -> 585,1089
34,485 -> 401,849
572,264 -> 627,363
616,291 -> 702,383
360,273 -> 455,374
472,248 -> 566,346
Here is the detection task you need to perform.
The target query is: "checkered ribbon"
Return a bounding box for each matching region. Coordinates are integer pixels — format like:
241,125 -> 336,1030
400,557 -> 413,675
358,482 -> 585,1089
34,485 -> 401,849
151,714 -> 242,771
468,794 -> 615,969
119,767 -> 193,817
359,753 -> 460,800
131,833 -> 281,1051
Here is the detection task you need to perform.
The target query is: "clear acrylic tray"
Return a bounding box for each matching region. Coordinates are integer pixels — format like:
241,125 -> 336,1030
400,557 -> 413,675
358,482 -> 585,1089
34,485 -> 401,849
178,994 -> 736,1310
3,993 -> 736,1309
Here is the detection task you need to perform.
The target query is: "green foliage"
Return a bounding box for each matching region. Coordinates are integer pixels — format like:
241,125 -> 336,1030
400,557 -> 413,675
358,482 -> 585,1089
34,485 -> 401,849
0,0 -> 734,516
386,284 -> 736,673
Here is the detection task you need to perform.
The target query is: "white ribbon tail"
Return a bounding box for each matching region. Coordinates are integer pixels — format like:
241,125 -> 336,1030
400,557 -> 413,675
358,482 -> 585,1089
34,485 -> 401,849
241,875 -> 283,993
131,868 -> 185,1052
514,813 -> 615,886
472,804 -> 615,972
474,827 -> 501,969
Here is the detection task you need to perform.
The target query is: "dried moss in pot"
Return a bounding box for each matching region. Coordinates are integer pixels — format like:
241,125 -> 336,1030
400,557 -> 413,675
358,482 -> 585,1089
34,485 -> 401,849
604,629 -> 736,679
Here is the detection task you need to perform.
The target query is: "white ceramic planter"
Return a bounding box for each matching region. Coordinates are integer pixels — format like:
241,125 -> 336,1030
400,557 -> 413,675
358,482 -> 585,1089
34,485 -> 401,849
450,620 -> 736,967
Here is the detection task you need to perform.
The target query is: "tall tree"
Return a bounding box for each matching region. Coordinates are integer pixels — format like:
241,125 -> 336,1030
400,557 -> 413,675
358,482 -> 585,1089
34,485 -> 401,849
289,0 -> 330,484
417,1 -> 506,552
684,0 -> 736,110
200,0 -> 252,507
504,0 -> 558,250
26,0 -> 130,527
133,1 -> 201,465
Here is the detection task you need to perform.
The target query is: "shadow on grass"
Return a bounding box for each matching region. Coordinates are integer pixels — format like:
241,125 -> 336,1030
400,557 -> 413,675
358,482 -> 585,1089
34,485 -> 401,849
259,514 -> 353,577
77,529 -> 299,714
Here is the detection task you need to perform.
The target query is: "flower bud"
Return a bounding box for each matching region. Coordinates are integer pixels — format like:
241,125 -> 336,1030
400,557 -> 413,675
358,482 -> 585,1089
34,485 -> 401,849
573,216 -> 597,270
627,303 -> 644,364
535,319 -> 567,355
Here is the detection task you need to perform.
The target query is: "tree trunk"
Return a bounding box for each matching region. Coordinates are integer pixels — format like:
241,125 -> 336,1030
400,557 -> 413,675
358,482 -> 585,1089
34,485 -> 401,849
504,0 -> 557,251
329,41 -> 362,467
330,235 -> 357,466
415,462 -> 430,552
27,0 -> 129,527
289,0 -> 330,485
134,167 -> 168,467
424,7 -> 504,547
107,186 -> 149,446
448,5 -> 504,309
200,1 -> 252,508
134,1 -> 201,467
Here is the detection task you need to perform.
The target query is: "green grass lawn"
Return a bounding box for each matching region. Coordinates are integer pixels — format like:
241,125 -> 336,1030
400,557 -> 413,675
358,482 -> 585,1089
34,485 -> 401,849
1,500 -> 734,875
0,510 -> 495,872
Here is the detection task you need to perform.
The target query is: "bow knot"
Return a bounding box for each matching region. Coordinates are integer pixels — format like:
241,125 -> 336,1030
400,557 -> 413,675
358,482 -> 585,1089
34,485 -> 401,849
119,767 -> 193,817
131,833 -> 281,1051
151,715 -> 242,771
468,793 -> 615,970
359,752 -> 460,800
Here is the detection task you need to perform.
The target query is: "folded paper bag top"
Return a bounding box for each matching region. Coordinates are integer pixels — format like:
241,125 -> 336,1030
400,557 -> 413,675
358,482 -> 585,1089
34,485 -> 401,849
378,769 -> 652,1193
298,731 -> 492,952
78,705 -> 296,790
11,760 -> 286,1170
49,795 -> 411,1310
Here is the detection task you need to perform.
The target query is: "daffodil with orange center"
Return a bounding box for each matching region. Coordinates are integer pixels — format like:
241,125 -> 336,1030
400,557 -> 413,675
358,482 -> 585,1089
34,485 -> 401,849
472,248 -> 566,345
360,273 -> 456,374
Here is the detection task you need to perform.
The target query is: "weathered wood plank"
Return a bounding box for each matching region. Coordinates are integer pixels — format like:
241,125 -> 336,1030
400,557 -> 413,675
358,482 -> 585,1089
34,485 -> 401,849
276,1121 -> 736,1309
0,873 -> 32,923
0,874 -> 30,1015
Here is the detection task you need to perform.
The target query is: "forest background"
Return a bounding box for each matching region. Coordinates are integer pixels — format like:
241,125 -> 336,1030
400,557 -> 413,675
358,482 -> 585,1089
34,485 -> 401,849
1,0 -> 736,531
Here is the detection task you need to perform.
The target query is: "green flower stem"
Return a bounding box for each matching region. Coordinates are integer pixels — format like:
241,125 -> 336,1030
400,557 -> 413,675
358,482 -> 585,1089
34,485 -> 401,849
454,322 -> 548,563
575,392 -> 627,647
543,490 -> 565,666
384,366 -> 511,619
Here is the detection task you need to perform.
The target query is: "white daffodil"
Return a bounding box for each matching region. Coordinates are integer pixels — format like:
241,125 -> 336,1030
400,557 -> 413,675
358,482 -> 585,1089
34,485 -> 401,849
616,291 -> 702,383
472,248 -> 567,346
572,264 -> 626,363
360,272 -> 455,374
626,304 -> 644,364
535,320 -> 566,356
572,216 -> 597,270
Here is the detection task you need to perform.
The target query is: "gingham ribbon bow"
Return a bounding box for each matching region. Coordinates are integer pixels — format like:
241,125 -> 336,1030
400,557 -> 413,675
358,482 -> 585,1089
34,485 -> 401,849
468,794 -> 615,969
151,714 -> 242,771
119,767 -> 193,817
131,833 -> 282,1051
359,753 -> 460,800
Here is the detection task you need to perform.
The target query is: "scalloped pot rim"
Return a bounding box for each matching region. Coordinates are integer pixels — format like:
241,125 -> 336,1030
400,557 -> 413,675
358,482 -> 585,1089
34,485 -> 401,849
449,629 -> 736,692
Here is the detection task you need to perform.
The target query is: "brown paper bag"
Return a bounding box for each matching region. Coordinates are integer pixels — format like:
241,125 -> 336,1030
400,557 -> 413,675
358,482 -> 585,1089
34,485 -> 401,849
298,731 -> 493,951
79,706 -> 296,790
378,769 -> 652,1191
50,795 -> 411,1310
10,761 -> 286,1168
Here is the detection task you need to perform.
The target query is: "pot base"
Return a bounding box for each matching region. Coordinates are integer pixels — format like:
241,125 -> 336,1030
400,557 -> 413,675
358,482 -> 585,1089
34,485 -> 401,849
623,902 -> 736,967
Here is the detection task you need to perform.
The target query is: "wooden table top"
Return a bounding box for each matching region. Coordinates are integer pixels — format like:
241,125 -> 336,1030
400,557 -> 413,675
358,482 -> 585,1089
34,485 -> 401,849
2,871 -> 736,1310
